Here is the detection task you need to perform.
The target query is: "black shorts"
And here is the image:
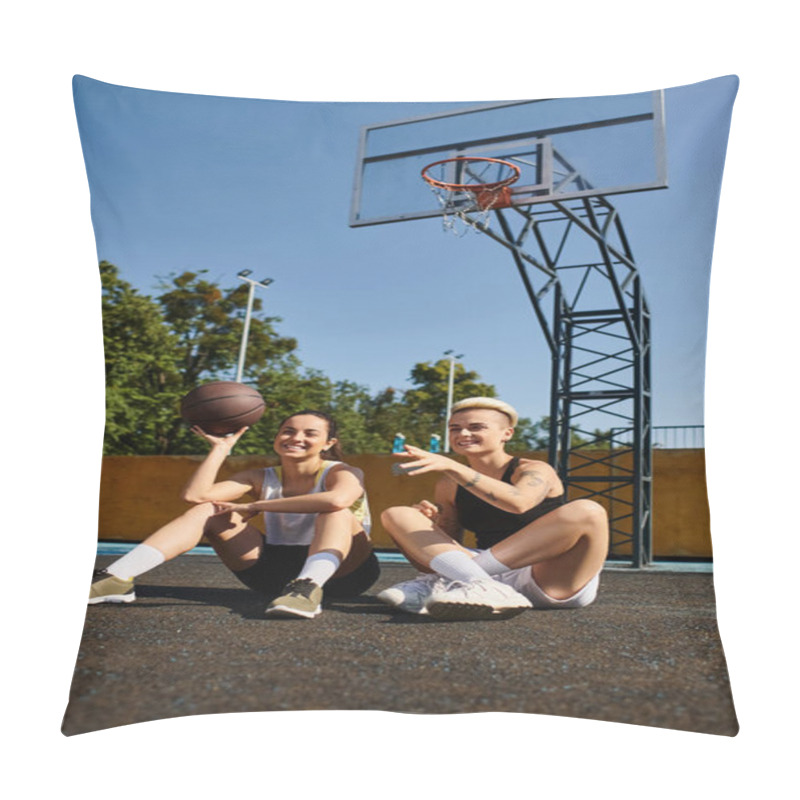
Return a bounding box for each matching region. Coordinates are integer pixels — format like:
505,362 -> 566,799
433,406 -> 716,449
232,543 -> 380,599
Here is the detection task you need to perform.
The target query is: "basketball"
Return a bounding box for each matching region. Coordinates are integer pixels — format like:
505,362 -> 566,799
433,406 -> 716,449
180,381 -> 266,435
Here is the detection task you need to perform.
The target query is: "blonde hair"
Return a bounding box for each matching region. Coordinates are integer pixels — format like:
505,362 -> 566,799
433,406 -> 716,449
450,397 -> 518,427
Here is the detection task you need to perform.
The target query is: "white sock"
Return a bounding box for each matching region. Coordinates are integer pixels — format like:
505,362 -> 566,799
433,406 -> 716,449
472,548 -> 512,576
106,544 -> 165,580
429,551 -> 491,583
296,552 -> 341,586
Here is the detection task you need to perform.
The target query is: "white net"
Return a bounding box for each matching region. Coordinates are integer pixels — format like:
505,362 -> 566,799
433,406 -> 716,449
422,158 -> 519,236
427,186 -> 503,236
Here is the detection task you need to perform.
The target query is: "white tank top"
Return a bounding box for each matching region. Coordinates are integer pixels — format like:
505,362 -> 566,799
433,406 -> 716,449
260,460 -> 371,545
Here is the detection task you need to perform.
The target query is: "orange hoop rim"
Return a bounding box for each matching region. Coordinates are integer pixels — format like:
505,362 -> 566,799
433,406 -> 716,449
421,156 -> 521,192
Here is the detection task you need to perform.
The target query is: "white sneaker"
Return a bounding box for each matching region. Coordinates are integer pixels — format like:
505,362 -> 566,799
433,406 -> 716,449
377,573 -> 441,614
426,578 -> 532,621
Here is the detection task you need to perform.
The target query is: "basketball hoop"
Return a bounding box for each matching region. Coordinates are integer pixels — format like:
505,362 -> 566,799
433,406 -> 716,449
421,156 -> 521,235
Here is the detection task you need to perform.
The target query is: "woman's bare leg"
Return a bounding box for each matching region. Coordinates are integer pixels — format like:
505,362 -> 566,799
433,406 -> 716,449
143,502 -> 264,572
489,499 -> 609,600
380,506 -> 472,568
91,503 -> 265,603
308,509 -> 372,578
379,505 -> 533,618
382,500 -> 607,600
265,510 -> 374,618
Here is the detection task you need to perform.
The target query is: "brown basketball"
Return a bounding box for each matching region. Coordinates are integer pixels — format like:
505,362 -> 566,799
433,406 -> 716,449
180,381 -> 266,435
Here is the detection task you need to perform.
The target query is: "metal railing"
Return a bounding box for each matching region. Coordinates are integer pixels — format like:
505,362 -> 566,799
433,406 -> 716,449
652,425 -> 704,449
610,425 -> 705,449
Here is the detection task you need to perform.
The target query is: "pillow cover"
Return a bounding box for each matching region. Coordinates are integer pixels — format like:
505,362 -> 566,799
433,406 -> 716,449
63,75 -> 739,737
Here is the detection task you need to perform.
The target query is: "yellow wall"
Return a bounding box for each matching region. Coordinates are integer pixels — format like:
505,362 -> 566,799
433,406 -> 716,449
97,451 -> 712,558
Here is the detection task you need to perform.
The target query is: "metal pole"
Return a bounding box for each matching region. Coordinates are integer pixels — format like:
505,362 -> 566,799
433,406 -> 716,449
235,281 -> 256,383
234,271 -> 273,384
443,350 -> 462,454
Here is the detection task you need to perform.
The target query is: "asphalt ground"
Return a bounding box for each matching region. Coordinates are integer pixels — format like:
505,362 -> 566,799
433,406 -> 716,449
62,555 -> 738,737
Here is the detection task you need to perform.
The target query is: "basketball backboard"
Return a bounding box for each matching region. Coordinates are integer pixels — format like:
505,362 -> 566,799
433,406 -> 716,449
350,90 -> 667,227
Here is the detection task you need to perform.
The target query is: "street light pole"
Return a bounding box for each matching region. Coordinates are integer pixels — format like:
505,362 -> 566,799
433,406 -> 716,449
235,270 -> 273,383
443,350 -> 463,453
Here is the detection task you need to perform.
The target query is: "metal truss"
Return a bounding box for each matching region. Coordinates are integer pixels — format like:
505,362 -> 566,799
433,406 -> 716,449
464,191 -> 653,565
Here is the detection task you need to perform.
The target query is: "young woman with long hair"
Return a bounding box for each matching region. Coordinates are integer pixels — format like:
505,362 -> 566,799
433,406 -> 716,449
89,410 -> 379,619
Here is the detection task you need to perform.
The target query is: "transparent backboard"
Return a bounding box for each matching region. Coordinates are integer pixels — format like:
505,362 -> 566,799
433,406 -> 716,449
350,90 -> 667,227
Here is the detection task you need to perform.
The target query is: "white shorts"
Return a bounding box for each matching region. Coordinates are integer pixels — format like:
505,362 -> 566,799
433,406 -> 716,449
496,566 -> 600,609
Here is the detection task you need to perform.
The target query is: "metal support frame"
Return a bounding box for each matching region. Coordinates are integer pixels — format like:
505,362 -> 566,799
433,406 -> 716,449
466,187 -> 653,565
349,95 -> 665,565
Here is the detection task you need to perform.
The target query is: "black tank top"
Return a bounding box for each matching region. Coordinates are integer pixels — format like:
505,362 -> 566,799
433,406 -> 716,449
455,456 -> 565,549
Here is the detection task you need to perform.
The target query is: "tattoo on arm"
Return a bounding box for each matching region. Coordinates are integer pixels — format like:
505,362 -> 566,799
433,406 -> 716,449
460,466 -> 549,510
520,469 -> 546,488
461,471 -> 499,501
464,472 -> 482,488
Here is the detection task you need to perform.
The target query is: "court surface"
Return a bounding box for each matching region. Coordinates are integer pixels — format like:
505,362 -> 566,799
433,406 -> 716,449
63,556 -> 737,736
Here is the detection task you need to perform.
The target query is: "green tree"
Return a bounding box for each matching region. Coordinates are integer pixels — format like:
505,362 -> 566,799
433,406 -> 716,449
100,262 -> 304,455
156,270 -> 297,386
508,415 -> 550,452
235,372 -> 389,457
359,386 -> 422,452
100,261 -> 556,458
368,359 -> 554,454
100,261 -> 184,454
403,359 -> 497,418
514,416 -> 614,453
327,380 -> 388,455
399,359 -> 498,448
357,358 -> 535,452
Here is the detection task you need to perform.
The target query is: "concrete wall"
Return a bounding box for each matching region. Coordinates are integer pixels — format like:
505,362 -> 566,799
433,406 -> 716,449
97,450 -> 712,558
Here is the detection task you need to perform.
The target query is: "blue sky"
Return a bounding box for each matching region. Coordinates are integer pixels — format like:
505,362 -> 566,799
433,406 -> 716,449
74,75 -> 737,429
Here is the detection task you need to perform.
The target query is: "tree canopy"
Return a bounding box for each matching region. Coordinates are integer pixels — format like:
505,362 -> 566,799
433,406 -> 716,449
99,262 -> 549,456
